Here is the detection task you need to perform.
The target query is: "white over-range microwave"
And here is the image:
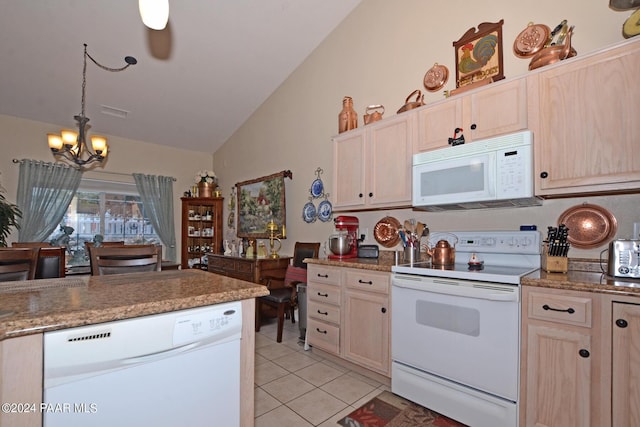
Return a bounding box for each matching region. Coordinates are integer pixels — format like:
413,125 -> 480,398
412,130 -> 542,211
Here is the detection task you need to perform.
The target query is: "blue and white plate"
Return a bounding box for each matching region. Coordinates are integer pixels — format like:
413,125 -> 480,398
302,201 -> 317,223
317,199 -> 333,222
310,178 -> 324,198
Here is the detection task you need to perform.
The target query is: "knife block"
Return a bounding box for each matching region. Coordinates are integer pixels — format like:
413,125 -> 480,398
542,245 -> 569,273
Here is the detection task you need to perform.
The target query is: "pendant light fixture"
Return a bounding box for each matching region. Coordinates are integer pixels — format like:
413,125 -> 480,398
47,44 -> 137,170
139,0 -> 170,30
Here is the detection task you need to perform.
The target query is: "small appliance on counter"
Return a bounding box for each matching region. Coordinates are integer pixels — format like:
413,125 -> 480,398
327,215 -> 359,260
608,239 -> 640,278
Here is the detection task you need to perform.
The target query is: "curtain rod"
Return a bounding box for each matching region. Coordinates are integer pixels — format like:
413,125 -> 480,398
13,159 -> 176,181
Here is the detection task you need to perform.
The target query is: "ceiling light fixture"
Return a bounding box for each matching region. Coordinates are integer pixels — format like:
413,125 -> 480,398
139,0 -> 170,30
47,44 -> 137,170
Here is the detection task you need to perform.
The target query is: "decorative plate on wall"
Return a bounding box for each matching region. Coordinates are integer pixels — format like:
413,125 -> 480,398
557,203 -> 618,249
317,196 -> 333,222
302,198 -> 317,223
374,216 -> 402,248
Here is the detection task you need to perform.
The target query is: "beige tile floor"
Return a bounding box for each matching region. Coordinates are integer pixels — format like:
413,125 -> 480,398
254,313 -> 390,427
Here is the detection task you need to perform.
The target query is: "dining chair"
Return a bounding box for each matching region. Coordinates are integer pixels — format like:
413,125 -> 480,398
0,248 -> 40,282
12,243 -> 66,279
89,245 -> 162,275
256,242 -> 320,343
85,241 -> 125,271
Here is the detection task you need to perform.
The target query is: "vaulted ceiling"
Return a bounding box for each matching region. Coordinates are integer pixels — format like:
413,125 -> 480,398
0,1 -> 362,153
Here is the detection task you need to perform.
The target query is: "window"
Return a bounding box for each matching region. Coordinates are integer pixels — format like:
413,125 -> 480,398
47,180 -> 160,266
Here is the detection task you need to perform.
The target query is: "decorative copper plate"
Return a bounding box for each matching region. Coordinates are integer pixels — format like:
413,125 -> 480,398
513,23 -> 550,58
423,63 -> 449,92
557,203 -> 618,249
374,216 -> 401,248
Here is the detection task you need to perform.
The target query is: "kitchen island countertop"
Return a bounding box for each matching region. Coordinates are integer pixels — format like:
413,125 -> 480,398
0,269 -> 268,340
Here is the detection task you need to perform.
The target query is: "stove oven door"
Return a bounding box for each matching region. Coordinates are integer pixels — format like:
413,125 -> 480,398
391,274 -> 520,401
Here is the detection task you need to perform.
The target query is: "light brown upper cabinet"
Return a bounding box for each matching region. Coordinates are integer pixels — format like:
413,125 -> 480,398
528,38 -> 640,197
333,113 -> 414,211
415,77 -> 528,153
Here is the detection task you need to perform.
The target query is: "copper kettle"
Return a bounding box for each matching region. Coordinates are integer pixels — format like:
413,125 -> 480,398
396,90 -> 425,114
529,26 -> 576,71
425,233 -> 458,266
363,104 -> 385,125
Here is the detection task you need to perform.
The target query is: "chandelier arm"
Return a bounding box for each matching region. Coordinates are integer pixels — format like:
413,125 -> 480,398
49,43 -> 135,170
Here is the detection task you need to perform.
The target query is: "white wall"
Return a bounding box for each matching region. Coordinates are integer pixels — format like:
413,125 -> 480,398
213,0 -> 639,259
0,114 -> 214,257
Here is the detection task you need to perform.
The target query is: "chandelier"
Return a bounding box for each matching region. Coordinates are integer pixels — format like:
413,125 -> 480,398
47,44 -> 137,170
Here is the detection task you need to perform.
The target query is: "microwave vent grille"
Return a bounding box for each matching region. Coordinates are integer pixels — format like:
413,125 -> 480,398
414,196 -> 542,212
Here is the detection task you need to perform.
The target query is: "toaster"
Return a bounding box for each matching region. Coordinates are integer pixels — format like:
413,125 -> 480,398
608,239 -> 640,278
357,244 -> 379,259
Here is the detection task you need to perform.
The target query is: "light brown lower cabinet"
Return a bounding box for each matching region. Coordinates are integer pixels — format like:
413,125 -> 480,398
306,264 -> 390,377
610,299 -> 640,427
521,286 -> 640,427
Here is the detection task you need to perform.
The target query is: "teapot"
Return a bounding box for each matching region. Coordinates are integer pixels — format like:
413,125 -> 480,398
424,233 -> 458,266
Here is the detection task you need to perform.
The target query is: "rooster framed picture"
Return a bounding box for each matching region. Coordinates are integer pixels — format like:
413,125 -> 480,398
453,19 -> 504,89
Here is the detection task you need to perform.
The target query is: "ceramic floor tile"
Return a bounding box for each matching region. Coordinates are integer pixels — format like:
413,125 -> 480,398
295,361 -> 344,387
254,353 -> 269,367
287,388 -> 349,426
316,405 -> 355,427
255,333 -> 277,349
320,372 -> 377,405
254,387 -> 282,417
256,342 -> 297,360
255,403 -> 313,427
261,373 -> 316,403
271,350 -> 318,372
254,360 -> 289,386
351,385 -> 388,409
345,369 -> 384,388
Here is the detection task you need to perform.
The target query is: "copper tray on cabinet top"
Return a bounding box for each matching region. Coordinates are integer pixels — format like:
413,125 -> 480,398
513,22 -> 550,58
374,216 -> 401,248
557,203 -> 618,249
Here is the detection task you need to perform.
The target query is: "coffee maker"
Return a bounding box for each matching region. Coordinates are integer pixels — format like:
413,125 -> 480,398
329,215 -> 359,260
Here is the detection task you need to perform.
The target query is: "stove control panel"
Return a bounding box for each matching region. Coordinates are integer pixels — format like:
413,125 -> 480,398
453,231 -> 541,254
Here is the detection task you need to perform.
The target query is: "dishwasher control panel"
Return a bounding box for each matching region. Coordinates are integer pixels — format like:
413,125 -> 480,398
173,301 -> 242,345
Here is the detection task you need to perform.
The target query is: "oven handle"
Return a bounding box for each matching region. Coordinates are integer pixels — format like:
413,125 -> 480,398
392,277 -> 519,302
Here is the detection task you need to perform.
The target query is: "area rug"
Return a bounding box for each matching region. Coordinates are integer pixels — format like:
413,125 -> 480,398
337,391 -> 467,427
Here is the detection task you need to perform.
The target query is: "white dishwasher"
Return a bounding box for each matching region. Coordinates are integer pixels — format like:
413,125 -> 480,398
43,301 -> 242,427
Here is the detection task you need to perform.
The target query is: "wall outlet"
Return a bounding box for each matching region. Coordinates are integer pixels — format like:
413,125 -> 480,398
634,222 -> 640,240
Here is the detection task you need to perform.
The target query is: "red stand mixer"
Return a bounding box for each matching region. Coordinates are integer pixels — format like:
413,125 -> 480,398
328,215 -> 359,259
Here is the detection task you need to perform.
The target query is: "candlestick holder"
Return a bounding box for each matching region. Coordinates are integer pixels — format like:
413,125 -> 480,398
266,219 -> 285,258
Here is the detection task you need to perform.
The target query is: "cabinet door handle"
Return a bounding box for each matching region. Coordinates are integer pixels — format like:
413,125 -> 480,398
470,123 -> 477,130
358,279 -> 373,285
358,193 -> 364,198
316,328 -> 327,334
368,192 -> 373,198
381,307 -> 387,313
540,171 -> 549,179
317,310 -> 328,315
542,304 -> 575,314
317,273 -> 329,278
579,349 -> 590,358
616,319 -> 628,328
317,292 -> 329,297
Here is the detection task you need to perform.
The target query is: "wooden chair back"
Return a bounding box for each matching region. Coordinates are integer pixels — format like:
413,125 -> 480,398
90,245 -> 162,275
85,241 -> 125,271
12,243 -> 66,279
292,242 -> 321,269
0,248 -> 40,282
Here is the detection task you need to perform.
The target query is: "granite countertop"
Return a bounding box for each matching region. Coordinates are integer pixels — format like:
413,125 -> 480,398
0,269 -> 268,340
307,254 -> 640,297
305,252 -> 396,272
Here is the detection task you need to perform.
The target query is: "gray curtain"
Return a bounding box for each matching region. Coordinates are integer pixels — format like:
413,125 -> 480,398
133,173 -> 177,262
15,159 -> 82,242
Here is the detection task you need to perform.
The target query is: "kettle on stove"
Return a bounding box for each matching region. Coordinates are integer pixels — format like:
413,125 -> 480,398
425,233 -> 458,266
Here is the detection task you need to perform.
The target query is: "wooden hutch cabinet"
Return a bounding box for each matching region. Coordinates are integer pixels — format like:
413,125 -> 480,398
180,197 -> 223,270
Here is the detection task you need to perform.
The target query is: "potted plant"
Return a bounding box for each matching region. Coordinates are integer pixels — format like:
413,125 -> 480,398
0,187 -> 21,247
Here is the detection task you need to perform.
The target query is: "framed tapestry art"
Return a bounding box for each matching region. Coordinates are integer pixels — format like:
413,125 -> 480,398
236,170 -> 291,239
453,20 -> 504,88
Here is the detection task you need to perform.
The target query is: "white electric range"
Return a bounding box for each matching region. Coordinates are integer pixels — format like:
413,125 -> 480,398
391,230 -> 541,427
